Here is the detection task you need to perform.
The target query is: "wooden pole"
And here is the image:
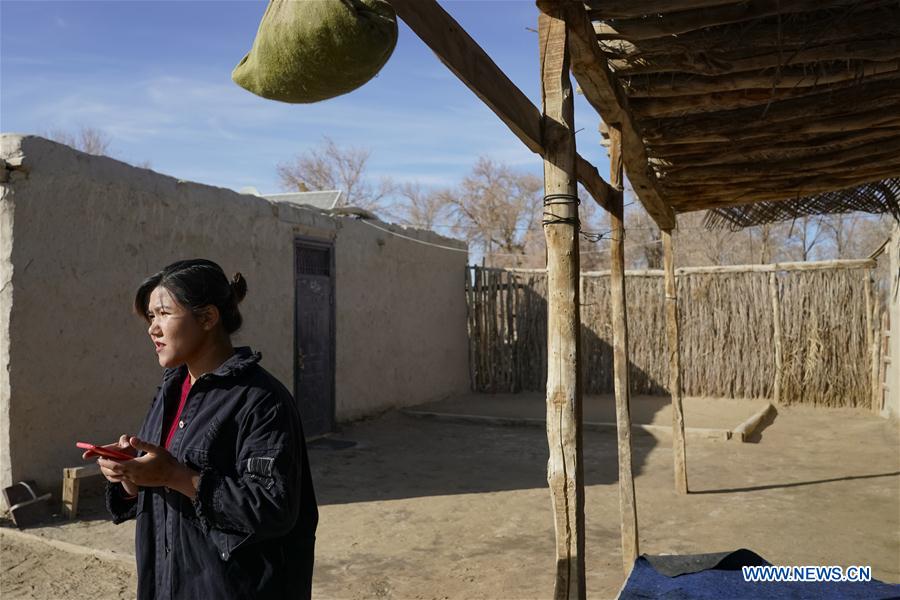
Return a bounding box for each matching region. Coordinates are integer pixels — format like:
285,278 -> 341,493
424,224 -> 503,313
538,10 -> 585,600
864,269 -> 877,412
662,230 -> 688,494
879,311 -> 889,415
608,123 -> 640,573
769,272 -> 783,405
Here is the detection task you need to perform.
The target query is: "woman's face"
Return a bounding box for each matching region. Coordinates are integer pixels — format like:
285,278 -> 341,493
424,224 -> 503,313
146,286 -> 207,369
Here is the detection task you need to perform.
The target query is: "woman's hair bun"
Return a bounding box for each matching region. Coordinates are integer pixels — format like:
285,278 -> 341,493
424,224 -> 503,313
230,272 -> 248,304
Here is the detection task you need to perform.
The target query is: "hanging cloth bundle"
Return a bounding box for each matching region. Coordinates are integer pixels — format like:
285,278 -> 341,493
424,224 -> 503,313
232,0 -> 398,104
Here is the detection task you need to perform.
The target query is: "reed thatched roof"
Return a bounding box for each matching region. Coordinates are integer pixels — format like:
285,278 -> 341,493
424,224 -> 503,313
703,177 -> 900,229
564,0 -> 900,228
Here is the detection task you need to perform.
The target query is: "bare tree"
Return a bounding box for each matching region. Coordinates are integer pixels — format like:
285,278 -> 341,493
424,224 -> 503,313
624,204 -> 664,269
785,215 -> 828,261
444,157 -> 543,268
391,182 -> 452,230
819,212 -> 891,259
46,126 -> 112,156
277,137 -> 394,212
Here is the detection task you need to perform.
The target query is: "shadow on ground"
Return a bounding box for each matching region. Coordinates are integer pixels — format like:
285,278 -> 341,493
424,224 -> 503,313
310,411 -> 658,506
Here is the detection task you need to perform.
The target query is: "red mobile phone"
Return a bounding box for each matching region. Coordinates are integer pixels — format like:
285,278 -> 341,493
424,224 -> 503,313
76,442 -> 135,462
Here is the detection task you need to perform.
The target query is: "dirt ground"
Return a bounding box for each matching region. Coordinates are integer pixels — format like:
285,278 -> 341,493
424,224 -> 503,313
2,394 -> 898,599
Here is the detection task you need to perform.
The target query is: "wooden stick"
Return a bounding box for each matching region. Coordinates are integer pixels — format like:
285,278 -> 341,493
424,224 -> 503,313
879,311 -> 889,415
538,9 -> 586,599
662,230 -> 688,494
769,272 -> 783,405
864,269 -> 876,412
608,123 -> 640,572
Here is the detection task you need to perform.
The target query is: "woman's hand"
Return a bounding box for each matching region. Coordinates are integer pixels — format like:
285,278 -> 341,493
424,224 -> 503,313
97,436 -> 200,500
88,434 -> 139,497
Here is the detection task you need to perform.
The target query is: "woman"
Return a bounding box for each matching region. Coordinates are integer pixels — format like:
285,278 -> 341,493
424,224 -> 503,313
84,259 -> 318,599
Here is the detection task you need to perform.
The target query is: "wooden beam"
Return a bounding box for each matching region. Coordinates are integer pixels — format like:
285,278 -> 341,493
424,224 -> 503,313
490,258 -> 877,275
652,128 -> 900,169
589,0 -> 874,40
613,38 -> 900,77
631,71 -> 900,119
662,230 -> 688,494
663,162 -> 900,202
538,9 -> 586,599
641,79 -> 900,134
607,123 -> 640,573
674,259 -> 877,275
576,155 -> 614,212
626,63 -> 900,98
595,6 -> 900,51
560,2 -> 676,229
389,0 -> 616,203
584,0 -> 747,19
645,106 -> 900,145
660,138 -> 900,182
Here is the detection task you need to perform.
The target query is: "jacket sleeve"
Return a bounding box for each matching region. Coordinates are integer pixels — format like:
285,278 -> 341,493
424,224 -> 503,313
105,388 -> 160,524
189,393 -> 303,559
105,482 -> 138,524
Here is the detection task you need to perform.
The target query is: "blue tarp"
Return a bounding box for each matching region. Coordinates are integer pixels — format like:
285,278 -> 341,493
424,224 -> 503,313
619,549 -> 900,599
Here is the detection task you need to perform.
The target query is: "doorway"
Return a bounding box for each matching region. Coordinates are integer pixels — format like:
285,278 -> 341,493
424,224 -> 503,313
294,237 -> 335,438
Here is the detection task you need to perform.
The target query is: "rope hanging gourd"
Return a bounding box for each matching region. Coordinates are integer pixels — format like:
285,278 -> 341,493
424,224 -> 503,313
232,0 -> 398,104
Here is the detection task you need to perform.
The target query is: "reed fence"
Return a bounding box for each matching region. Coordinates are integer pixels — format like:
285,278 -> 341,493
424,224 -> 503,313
465,259 -> 881,408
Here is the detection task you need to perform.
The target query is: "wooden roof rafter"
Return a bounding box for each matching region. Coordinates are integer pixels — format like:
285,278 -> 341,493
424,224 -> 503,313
576,0 -> 900,215
586,0 -> 887,40
556,1 -> 676,229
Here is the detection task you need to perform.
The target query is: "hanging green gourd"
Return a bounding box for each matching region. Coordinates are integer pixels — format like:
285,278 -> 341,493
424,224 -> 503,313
232,0 -> 398,104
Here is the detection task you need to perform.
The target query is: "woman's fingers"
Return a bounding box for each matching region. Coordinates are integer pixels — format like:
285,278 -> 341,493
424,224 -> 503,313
98,457 -> 129,483
129,436 -> 162,455
118,434 -> 131,449
98,457 -> 124,473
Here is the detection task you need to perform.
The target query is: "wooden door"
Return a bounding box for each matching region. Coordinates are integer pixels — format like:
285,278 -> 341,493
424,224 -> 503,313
294,238 -> 335,438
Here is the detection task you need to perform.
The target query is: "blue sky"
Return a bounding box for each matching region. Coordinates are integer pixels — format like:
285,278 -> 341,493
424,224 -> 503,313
1,0 -> 610,196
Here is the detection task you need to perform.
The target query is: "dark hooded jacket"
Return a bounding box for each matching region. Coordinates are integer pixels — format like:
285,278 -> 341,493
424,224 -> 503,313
106,347 -> 318,599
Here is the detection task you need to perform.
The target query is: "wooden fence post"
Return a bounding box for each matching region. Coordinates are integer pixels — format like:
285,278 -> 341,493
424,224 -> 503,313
538,9 -> 586,599
662,230 -> 688,494
768,272 -> 783,404
864,269 -> 877,412
608,123 -> 640,573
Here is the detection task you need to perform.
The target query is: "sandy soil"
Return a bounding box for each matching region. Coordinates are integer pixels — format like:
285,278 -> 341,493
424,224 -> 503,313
1,395 -> 898,599
0,533 -> 135,599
